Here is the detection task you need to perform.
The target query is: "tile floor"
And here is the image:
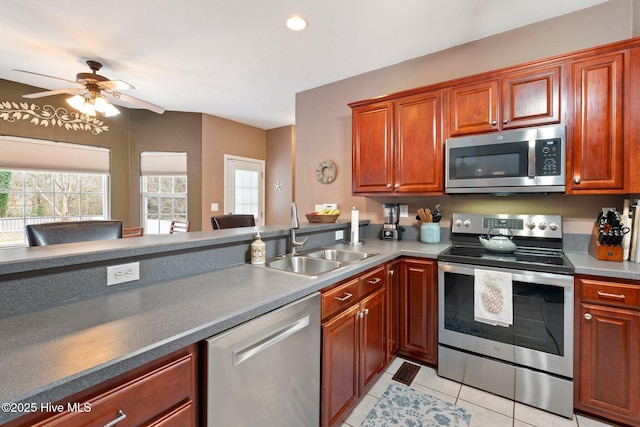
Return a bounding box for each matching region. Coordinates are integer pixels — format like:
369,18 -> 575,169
340,357 -> 624,427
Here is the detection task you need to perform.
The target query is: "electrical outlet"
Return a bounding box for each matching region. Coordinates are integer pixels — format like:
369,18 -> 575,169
335,230 -> 344,240
107,262 -> 140,286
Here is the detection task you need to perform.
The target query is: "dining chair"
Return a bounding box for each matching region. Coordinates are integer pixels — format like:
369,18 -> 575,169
25,220 -> 123,246
122,227 -> 144,238
169,220 -> 191,233
211,214 -> 255,230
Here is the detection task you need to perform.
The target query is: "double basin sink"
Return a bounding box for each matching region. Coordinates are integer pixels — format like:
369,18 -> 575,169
265,248 -> 379,276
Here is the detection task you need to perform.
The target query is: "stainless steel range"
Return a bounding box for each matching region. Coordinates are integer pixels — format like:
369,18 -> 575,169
437,213 -> 574,418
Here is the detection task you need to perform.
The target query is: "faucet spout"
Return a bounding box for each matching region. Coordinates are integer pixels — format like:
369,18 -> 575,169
289,202 -> 308,255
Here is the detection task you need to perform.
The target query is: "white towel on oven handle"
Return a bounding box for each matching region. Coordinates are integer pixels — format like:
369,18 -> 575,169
474,268 -> 513,327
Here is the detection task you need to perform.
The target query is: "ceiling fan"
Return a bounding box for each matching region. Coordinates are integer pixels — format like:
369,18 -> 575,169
14,60 -> 165,117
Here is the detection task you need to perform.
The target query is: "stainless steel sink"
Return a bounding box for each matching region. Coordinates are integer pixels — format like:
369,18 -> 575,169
264,248 -> 378,276
266,256 -> 343,276
303,248 -> 377,263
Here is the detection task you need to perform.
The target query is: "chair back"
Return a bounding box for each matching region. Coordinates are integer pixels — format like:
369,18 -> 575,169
123,227 -> 144,238
169,220 -> 191,234
26,220 -> 123,247
211,214 -> 256,230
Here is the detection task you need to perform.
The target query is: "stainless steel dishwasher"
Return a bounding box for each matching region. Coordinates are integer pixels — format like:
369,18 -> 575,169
206,292 -> 320,426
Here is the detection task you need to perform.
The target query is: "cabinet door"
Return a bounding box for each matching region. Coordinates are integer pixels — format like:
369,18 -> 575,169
359,288 -> 386,393
399,259 -> 437,365
386,260 -> 401,362
501,66 -> 561,129
321,303 -> 360,427
569,52 -> 625,192
577,303 -> 640,422
394,91 -> 443,193
449,79 -> 499,136
352,101 -> 394,193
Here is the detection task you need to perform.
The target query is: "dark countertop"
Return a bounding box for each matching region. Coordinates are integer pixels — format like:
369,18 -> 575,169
1,231 -> 638,424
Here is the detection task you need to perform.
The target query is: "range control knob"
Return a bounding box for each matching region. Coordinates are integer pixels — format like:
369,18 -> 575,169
455,219 -> 463,227
538,222 -> 547,230
527,221 -> 537,230
463,219 -> 471,227
549,222 -> 559,231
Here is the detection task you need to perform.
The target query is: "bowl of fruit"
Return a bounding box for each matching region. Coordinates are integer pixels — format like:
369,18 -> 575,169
306,209 -> 341,223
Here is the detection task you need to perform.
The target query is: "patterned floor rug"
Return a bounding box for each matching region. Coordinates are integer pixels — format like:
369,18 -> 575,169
360,383 -> 472,427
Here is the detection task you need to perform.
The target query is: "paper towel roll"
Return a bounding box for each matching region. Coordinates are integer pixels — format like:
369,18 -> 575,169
351,207 -> 359,243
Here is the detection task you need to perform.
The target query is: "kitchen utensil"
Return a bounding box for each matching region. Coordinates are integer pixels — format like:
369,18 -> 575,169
417,208 -> 428,222
478,227 -> 517,253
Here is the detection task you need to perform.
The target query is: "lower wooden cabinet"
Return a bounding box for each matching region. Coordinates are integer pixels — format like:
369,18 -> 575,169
6,344 -> 199,427
386,259 -> 401,362
399,258 -> 438,366
575,275 -> 640,426
321,267 -> 386,427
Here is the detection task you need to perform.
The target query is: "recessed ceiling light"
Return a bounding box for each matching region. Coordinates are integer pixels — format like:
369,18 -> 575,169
286,16 -> 308,31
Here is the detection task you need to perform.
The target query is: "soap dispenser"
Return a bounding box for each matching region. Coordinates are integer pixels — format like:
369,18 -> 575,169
251,232 -> 266,265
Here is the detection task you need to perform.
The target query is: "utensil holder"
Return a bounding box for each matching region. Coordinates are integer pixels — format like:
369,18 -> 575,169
420,223 -> 440,244
588,224 -> 623,262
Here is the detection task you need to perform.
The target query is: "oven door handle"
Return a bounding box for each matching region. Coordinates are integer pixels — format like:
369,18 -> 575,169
528,139 -> 536,179
438,262 -> 572,287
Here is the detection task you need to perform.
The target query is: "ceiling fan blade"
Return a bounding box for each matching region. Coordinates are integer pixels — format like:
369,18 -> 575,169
106,91 -> 165,114
22,88 -> 85,99
13,69 -> 79,85
97,79 -> 134,91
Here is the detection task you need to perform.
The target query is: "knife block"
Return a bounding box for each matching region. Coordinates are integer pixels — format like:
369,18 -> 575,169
589,224 -> 623,262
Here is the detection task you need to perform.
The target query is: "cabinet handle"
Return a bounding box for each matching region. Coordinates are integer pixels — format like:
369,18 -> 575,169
574,176 -> 581,184
394,183 -> 400,188
363,308 -> 369,315
104,410 -> 127,427
389,269 -> 394,276
503,118 -> 509,124
596,291 -> 626,301
491,120 -> 498,126
358,311 -> 364,318
335,292 -> 353,302
386,184 -> 392,188
366,277 -> 382,285
584,313 -> 592,320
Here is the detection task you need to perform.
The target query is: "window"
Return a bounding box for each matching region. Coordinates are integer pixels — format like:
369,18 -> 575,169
0,136 -> 111,247
0,170 -> 110,247
140,152 -> 188,234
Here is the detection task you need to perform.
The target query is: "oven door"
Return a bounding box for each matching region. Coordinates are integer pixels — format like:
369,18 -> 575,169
438,261 -> 573,378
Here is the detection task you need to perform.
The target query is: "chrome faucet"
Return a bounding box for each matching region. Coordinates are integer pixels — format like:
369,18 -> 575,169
289,202 -> 308,255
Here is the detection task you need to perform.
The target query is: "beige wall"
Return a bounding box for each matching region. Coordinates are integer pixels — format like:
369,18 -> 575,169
266,125 -> 295,226
201,114 -> 266,230
294,0 -> 636,234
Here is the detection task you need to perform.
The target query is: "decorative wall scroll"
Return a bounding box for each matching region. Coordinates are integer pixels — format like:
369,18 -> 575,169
0,101 -> 109,135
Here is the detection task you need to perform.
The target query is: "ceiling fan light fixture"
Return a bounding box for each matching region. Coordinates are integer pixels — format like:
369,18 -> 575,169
286,16 -> 307,31
102,102 -> 120,117
66,94 -> 95,116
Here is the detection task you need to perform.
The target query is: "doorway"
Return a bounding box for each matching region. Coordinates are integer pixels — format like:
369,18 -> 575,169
224,155 -> 265,226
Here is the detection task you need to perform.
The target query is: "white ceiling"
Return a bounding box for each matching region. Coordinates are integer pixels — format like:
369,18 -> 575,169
0,0 -> 607,130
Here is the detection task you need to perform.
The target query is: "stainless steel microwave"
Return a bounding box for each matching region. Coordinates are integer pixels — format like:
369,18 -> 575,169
445,125 -> 566,194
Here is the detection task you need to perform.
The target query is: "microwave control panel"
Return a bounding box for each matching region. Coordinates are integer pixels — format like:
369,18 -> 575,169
535,138 -> 561,176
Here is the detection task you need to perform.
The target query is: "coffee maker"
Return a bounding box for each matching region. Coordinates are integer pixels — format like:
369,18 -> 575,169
381,203 -> 404,241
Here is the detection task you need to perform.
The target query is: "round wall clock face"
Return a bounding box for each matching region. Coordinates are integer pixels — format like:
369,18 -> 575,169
316,160 -> 337,184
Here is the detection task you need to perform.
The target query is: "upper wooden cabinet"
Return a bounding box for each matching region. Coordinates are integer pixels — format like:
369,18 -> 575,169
448,65 -> 561,137
351,90 -> 443,195
567,51 -> 626,193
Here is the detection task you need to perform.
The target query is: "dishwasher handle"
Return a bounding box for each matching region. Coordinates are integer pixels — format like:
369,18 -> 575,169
233,315 -> 310,366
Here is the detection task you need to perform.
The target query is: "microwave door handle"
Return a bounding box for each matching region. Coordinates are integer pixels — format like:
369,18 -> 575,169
528,139 -> 536,179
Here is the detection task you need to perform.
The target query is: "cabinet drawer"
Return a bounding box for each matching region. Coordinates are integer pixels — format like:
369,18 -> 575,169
360,266 -> 385,297
581,279 -> 640,309
322,278 -> 360,320
34,353 -> 195,427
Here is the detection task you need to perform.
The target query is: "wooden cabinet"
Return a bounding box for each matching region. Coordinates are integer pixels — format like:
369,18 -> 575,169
567,52 -> 626,193
321,266 -> 386,427
399,258 -> 438,366
7,345 -> 199,427
449,65 -> 561,136
351,90 -> 443,195
386,259 -> 401,362
575,275 -> 640,426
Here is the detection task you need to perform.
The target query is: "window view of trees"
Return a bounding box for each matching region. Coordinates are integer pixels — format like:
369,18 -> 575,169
0,170 -> 109,246
142,176 -> 187,234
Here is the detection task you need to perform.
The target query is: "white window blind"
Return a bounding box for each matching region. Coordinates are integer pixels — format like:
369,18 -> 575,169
140,152 -> 187,176
0,136 -> 110,173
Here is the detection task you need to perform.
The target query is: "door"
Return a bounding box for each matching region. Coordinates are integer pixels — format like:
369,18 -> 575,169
568,52 -> 625,192
224,155 -> 265,225
359,288 -> 386,393
449,79 -> 500,136
386,260 -> 401,361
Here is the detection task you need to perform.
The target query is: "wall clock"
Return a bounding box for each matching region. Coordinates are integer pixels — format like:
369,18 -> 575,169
316,160 -> 337,184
